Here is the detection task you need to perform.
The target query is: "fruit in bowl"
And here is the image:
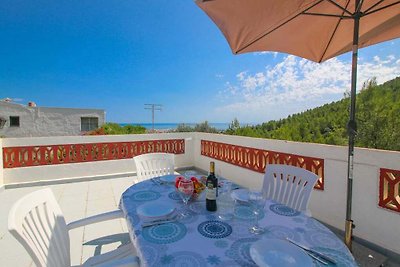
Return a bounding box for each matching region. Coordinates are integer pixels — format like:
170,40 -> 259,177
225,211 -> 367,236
175,176 -> 185,188
191,177 -> 206,199
175,176 -> 205,200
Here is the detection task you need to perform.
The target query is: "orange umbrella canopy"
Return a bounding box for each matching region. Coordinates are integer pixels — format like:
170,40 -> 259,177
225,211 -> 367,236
196,0 -> 400,251
196,0 -> 400,63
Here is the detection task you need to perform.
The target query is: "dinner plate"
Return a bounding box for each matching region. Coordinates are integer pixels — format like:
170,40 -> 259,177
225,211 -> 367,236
159,174 -> 178,183
231,189 -> 249,202
137,202 -> 175,220
250,239 -> 313,267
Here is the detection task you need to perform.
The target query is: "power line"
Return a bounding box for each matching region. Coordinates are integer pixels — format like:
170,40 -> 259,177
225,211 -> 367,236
144,104 -> 162,132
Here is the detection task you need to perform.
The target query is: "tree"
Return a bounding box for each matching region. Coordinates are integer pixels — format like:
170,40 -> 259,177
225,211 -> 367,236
86,123 -> 146,135
174,121 -> 218,133
223,76 -> 400,151
194,121 -> 218,133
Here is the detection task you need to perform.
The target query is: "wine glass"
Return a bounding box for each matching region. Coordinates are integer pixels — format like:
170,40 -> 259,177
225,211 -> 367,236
184,170 -> 197,179
177,179 -> 194,218
218,181 -> 234,220
248,190 -> 267,234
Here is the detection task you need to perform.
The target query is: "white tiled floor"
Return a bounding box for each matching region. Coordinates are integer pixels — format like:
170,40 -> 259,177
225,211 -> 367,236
0,176 -> 135,267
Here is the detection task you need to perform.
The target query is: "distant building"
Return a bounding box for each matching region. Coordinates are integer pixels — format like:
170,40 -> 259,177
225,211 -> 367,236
0,99 -> 105,137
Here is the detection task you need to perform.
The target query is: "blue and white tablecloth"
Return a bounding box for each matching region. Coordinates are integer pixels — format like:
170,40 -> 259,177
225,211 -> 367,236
119,177 -> 358,267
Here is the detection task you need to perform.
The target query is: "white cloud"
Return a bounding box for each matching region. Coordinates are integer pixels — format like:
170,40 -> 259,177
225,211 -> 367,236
254,51 -> 279,58
358,55 -> 400,84
215,73 -> 224,79
215,55 -> 400,122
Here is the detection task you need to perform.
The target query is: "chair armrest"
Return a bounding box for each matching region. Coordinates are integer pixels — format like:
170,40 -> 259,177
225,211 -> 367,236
304,209 -> 312,217
67,209 -> 124,230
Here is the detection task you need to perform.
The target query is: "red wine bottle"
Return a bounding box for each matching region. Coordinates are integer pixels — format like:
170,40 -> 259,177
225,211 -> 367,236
206,162 -> 218,211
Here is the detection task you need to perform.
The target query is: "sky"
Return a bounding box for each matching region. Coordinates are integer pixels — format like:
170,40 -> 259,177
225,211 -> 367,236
1,0 -> 399,124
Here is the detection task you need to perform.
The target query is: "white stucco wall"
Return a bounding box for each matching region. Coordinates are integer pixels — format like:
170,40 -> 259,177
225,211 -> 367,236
0,139 -> 3,189
2,133 -> 194,184
0,101 -> 105,137
192,132 -> 400,255
1,132 -> 399,254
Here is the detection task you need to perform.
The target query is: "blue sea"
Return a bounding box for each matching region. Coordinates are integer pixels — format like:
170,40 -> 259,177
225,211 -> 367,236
119,122 -> 237,131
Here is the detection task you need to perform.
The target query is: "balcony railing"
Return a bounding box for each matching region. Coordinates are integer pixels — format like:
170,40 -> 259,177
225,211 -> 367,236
0,132 -> 399,256
3,139 -> 185,168
200,139 -> 324,190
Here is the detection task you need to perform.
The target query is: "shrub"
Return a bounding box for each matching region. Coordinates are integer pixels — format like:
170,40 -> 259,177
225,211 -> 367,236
86,123 -> 146,135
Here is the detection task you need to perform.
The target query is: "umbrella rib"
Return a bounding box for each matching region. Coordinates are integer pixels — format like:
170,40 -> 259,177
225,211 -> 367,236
356,0 -> 365,12
364,1 -> 400,16
236,0 -> 325,54
326,0 -> 353,15
363,0 -> 385,13
318,0 -> 352,62
302,12 -> 352,19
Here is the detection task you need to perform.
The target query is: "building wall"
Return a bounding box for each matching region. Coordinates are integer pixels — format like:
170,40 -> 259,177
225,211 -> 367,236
0,101 -> 105,137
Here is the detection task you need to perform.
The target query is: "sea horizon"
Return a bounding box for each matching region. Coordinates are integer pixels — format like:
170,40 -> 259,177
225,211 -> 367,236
119,122 -> 253,130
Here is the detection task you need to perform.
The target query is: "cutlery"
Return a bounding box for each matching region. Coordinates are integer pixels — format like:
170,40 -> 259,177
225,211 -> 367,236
141,215 -> 178,228
286,238 -> 336,265
142,218 -> 177,228
155,177 -> 166,185
306,251 -> 328,265
150,177 -> 164,185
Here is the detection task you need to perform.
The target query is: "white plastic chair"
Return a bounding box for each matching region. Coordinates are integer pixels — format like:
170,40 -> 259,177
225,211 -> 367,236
133,153 -> 175,182
262,164 -> 318,215
8,188 -> 139,267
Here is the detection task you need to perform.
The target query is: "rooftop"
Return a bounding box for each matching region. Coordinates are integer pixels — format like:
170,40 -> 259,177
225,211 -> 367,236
1,132 -> 399,266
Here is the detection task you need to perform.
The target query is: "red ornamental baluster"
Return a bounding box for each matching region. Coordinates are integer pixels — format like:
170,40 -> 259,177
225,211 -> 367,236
200,140 -> 324,191
379,168 -> 400,212
2,139 -> 185,168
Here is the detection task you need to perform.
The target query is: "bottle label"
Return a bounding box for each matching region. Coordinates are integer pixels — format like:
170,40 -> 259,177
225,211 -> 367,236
206,187 -> 217,200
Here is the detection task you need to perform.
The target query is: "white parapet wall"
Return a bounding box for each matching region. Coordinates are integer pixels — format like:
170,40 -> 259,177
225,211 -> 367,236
192,132 -> 400,255
2,132 -> 194,185
1,132 -> 399,254
0,139 -> 3,189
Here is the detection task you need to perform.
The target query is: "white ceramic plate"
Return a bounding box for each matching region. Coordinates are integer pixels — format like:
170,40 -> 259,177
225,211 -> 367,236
159,174 -> 178,183
137,202 -> 175,220
231,189 -> 249,202
250,239 -> 313,267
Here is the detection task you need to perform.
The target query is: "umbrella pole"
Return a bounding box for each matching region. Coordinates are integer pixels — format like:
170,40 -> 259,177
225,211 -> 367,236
345,6 -> 361,251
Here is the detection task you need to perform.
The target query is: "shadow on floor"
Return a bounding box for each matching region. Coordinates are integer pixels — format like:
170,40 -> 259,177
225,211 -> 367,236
83,233 -> 131,256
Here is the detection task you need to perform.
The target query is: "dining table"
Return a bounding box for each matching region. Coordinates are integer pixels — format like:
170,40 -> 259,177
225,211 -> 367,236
119,175 -> 358,267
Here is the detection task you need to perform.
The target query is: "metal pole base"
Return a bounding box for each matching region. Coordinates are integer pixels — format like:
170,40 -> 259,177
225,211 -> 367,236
345,219 -> 354,252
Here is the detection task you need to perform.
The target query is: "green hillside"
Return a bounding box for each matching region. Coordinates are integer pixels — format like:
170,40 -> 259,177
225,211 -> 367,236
226,77 -> 400,151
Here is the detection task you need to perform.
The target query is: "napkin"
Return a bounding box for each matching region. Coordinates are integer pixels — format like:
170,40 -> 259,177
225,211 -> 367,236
140,210 -> 177,223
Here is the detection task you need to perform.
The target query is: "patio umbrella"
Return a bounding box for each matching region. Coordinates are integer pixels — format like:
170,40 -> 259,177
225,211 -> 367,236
196,0 -> 400,250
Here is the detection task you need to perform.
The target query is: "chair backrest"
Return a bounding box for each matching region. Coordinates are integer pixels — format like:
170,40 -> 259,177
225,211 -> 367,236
262,164 -> 318,214
134,153 -> 175,182
8,188 -> 71,267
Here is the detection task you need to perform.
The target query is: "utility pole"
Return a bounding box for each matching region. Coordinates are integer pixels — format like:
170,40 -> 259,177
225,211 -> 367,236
144,104 -> 162,132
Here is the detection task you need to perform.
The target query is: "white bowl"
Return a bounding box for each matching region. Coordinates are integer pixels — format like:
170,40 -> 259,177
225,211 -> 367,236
231,189 -> 249,202
137,202 -> 175,220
